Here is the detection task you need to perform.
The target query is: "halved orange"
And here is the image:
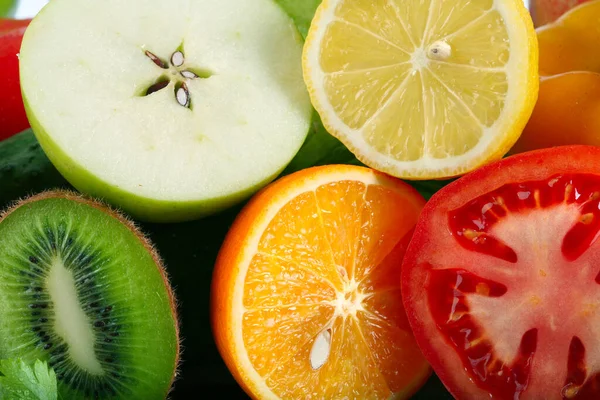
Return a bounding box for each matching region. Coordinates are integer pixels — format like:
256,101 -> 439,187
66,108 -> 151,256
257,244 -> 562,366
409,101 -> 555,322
211,165 -> 430,399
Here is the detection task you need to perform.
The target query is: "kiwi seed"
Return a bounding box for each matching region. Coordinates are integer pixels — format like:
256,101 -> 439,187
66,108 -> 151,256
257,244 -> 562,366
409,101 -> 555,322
0,190 -> 180,399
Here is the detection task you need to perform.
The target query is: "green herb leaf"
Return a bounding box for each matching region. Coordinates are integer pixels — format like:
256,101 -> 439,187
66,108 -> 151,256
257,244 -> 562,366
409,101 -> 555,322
282,111 -> 362,175
0,359 -> 58,400
0,0 -> 17,18
274,0 -> 321,39
273,0 -> 362,174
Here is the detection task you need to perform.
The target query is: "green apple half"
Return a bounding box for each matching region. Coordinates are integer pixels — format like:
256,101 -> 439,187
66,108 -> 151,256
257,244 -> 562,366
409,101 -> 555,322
19,0 -> 312,222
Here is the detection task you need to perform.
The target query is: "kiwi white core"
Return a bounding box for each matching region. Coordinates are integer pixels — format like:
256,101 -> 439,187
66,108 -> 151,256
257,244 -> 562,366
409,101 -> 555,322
20,0 -> 312,202
46,256 -> 103,375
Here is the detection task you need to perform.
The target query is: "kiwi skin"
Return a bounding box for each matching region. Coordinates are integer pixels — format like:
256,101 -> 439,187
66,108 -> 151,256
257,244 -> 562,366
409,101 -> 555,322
0,189 -> 181,398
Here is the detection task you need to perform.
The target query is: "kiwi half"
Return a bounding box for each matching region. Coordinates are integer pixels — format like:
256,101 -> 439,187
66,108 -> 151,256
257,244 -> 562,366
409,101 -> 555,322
0,191 -> 180,399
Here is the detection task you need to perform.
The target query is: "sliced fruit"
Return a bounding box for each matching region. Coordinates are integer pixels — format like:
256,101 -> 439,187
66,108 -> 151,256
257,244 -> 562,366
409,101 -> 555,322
530,0 -> 591,29
302,0 -> 538,180
512,1 -> 600,153
536,0 -> 600,77
0,190 -> 179,399
402,146 -> 600,399
19,0 -> 312,222
0,18 -> 31,140
511,72 -> 600,153
211,164 -> 430,399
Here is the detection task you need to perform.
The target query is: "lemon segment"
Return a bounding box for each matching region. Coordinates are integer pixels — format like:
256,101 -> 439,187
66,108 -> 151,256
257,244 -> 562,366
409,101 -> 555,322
421,68 -> 484,159
320,21 -> 411,73
363,71 -> 425,162
442,10 -> 510,68
425,0 -> 494,42
325,65 -> 411,130
303,0 -> 538,179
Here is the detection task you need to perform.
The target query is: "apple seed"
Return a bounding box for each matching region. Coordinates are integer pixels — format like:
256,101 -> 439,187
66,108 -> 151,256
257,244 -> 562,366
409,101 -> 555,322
176,83 -> 190,108
146,80 -> 169,96
142,47 -> 209,107
144,50 -> 168,69
180,70 -> 198,79
171,51 -> 185,67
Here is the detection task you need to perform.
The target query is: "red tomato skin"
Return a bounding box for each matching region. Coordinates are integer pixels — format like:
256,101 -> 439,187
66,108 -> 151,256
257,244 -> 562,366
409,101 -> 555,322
0,19 -> 31,141
401,145 -> 600,399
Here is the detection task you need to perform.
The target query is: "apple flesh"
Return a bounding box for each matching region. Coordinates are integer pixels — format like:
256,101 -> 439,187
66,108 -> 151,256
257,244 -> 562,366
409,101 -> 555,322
19,0 -> 312,222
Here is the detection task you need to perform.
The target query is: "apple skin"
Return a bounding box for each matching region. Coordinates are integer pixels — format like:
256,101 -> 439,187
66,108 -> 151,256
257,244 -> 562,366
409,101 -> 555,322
530,0 -> 591,27
21,98 -> 290,223
0,18 -> 31,141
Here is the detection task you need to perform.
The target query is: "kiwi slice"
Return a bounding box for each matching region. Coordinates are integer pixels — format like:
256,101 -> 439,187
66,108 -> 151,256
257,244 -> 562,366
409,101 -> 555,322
0,191 -> 179,399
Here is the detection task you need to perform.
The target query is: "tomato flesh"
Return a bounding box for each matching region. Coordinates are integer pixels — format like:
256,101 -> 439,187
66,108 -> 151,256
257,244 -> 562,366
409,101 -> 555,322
436,174 -> 600,398
428,269 -> 537,399
450,174 -> 600,263
403,148 -> 600,400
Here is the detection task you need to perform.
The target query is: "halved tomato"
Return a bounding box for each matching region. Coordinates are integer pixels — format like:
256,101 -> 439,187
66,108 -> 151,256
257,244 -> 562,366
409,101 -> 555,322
402,145 -> 600,399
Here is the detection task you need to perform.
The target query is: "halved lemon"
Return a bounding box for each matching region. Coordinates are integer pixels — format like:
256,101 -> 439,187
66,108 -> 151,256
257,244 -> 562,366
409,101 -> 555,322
303,0 -> 539,179
211,164 -> 430,399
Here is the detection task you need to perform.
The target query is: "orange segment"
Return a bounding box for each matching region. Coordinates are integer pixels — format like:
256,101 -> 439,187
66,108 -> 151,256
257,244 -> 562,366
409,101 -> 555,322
266,317 -> 391,398
314,180 -> 366,280
363,290 -> 411,332
243,305 -> 335,376
243,254 -> 336,309
257,190 -> 344,290
357,312 -> 429,395
211,165 -> 430,399
355,184 -> 420,281
359,231 -> 413,294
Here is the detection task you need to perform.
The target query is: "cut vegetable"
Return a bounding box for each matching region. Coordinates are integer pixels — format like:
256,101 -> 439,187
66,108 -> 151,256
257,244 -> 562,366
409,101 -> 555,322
402,146 -> 600,399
